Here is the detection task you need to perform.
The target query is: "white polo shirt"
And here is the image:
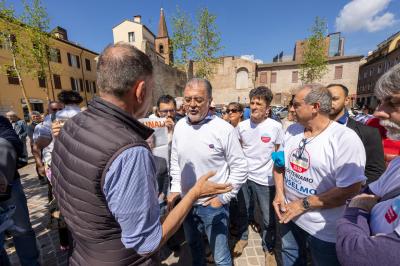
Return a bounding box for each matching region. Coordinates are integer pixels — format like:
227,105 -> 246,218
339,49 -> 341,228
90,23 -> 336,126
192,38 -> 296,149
283,122 -> 366,242
237,118 -> 284,186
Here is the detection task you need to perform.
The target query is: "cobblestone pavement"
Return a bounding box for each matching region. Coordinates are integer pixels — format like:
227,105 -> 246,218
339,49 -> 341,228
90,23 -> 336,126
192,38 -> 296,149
6,160 -> 68,266
162,228 -> 269,266
6,158 -> 269,266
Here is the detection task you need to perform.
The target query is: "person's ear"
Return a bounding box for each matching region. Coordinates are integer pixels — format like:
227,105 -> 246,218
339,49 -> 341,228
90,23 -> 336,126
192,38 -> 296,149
312,102 -> 320,114
135,80 -> 146,104
344,96 -> 350,107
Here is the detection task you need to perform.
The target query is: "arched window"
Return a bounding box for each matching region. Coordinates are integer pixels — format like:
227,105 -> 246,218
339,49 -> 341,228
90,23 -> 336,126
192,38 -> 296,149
236,68 -> 249,89
159,44 -> 164,54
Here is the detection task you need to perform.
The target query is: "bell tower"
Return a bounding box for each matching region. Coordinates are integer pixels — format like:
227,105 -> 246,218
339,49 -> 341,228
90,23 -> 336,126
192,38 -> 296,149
155,8 -> 173,65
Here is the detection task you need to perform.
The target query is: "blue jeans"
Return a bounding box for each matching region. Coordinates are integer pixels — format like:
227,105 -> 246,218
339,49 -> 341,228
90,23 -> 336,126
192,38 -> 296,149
0,179 -> 39,266
183,204 -> 231,266
244,180 -> 276,252
280,221 -> 340,266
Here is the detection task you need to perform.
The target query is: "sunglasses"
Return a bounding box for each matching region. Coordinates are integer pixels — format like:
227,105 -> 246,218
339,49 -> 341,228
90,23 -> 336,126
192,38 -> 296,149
227,109 -> 239,114
51,108 -> 63,112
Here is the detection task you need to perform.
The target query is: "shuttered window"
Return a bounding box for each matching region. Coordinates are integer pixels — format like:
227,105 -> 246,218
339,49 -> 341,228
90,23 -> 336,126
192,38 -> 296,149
334,66 -> 343,79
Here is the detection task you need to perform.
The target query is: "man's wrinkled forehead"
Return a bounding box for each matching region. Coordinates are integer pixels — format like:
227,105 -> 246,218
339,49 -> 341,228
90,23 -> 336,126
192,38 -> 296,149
294,87 -> 311,103
381,93 -> 400,102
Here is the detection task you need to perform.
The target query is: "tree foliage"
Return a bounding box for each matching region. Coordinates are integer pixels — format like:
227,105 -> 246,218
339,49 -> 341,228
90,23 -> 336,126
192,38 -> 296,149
171,7 -> 194,81
0,0 -> 52,116
299,17 -> 328,84
194,7 -> 222,79
171,6 -> 222,80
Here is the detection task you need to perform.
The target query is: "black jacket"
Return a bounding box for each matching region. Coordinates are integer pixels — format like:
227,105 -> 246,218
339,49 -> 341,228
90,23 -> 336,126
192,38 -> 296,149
0,116 -> 22,201
347,118 -> 385,183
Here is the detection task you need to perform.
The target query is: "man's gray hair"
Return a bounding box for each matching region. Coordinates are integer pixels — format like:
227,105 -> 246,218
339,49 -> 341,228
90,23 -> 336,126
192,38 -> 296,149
97,42 -> 153,98
6,111 -> 17,116
185,78 -> 212,99
300,83 -> 332,114
31,111 -> 41,116
175,97 -> 183,109
375,64 -> 400,100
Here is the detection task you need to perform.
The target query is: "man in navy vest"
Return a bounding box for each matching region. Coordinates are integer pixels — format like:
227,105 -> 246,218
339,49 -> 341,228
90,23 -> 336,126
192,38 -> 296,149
52,43 -> 232,265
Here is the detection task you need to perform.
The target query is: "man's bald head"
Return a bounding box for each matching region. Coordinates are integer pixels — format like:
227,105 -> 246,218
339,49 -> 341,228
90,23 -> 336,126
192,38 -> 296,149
97,42 -> 153,98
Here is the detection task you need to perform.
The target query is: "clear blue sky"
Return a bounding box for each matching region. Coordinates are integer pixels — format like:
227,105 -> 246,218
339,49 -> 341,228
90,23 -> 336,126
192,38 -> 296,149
9,0 -> 400,63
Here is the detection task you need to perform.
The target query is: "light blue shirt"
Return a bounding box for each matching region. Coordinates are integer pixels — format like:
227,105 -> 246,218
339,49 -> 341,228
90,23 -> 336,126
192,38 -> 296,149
103,146 -> 162,255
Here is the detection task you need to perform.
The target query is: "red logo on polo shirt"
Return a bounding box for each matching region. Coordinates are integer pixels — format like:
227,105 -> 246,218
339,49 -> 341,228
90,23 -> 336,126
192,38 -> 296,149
261,133 -> 271,143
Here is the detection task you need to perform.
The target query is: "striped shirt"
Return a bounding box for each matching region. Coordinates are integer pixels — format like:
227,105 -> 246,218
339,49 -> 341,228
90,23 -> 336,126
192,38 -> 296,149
103,146 -> 162,254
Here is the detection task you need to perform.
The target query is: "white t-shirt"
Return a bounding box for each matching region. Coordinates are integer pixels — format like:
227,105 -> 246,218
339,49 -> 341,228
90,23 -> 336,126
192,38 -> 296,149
369,157 -> 400,236
283,122 -> 366,243
238,118 -> 284,186
43,105 -> 81,166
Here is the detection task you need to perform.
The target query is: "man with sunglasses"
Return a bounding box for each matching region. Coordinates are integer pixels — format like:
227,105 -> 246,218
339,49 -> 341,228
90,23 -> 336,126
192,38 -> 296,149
236,86 -> 284,263
273,84 -> 366,266
168,78 -> 248,266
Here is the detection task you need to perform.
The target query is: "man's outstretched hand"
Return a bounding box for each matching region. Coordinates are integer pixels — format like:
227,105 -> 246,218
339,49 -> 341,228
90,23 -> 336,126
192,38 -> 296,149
191,171 -> 232,199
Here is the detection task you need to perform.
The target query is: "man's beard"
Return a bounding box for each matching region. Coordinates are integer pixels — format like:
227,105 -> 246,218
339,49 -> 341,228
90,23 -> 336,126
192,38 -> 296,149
329,105 -> 344,118
380,120 -> 400,140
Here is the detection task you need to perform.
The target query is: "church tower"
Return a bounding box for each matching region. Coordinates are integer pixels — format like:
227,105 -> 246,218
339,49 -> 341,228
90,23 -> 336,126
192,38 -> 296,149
155,8 -> 173,65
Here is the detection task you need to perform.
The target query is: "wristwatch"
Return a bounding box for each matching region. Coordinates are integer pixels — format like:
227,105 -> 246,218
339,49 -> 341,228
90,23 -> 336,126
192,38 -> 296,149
302,197 -> 311,210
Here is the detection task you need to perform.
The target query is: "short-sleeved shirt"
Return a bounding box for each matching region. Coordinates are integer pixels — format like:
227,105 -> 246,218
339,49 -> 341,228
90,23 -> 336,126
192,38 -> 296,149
283,122 -> 366,242
237,118 -> 284,186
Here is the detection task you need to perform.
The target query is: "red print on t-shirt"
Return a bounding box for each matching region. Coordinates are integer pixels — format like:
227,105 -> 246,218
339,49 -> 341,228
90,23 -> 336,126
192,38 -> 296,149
261,134 -> 271,143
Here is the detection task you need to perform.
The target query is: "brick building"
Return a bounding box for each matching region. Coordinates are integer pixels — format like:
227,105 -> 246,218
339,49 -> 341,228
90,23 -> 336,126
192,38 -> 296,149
206,32 -> 361,106
357,31 -> 400,108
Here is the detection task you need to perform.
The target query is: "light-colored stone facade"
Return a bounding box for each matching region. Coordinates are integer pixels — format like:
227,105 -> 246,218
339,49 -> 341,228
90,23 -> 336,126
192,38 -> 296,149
204,55 -> 362,107
113,12 -> 186,105
257,56 -> 362,106
195,56 -> 257,104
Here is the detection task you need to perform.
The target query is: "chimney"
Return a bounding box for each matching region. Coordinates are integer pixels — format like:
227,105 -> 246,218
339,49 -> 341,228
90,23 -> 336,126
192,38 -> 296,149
51,26 -> 68,41
133,15 -> 142,24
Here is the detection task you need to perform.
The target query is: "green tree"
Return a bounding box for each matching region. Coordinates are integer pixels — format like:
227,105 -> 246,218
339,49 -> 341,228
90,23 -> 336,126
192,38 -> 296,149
23,0 -> 53,100
0,0 -> 52,116
171,7 -> 194,81
299,17 -> 328,83
194,7 -> 222,79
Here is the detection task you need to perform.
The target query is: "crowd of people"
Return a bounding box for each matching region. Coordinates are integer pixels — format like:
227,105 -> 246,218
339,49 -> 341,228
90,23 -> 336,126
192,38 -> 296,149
1,42 -> 400,266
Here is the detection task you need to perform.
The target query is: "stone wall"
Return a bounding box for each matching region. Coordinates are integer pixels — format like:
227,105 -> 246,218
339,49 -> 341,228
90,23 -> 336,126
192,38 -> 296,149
193,56 -> 257,105
146,46 -> 186,105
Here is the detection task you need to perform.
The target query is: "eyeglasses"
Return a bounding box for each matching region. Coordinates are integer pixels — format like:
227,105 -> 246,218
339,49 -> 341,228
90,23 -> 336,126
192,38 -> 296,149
227,109 -> 239,114
158,109 -> 175,114
296,138 -> 308,159
51,108 -> 62,112
184,96 -> 206,104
